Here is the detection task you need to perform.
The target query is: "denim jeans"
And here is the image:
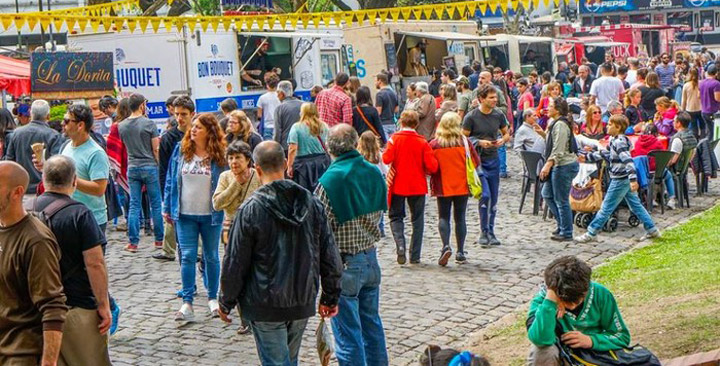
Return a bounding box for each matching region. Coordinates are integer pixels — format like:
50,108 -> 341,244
542,162 -> 579,238
478,158 -> 500,235
331,248 -> 388,366
702,113 -> 716,140
263,126 -> 275,141
389,194 -> 425,261
437,195 -> 469,254
498,144 -> 507,175
688,111 -> 705,138
663,170 -> 675,198
587,178 -> 657,236
382,124 -> 396,142
250,318 -> 309,366
127,166 -> 164,245
175,214 -> 221,304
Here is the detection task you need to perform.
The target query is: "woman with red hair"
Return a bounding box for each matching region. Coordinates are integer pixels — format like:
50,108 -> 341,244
163,113 -> 228,322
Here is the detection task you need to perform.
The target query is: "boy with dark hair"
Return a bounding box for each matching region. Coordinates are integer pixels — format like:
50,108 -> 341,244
526,256 -> 630,365
575,115 -> 660,242
669,111 -> 698,167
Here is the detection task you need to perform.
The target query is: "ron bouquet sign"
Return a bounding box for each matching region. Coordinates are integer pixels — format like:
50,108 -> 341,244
31,52 -> 114,99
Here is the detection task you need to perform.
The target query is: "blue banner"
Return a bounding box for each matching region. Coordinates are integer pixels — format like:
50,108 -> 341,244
31,52 -> 114,98
683,0 -> 720,7
579,0 -> 636,14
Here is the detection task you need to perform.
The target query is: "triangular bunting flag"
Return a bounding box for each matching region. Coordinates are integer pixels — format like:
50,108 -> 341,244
288,14 -> 299,28
542,0 -> 550,7
150,18 -> 162,33
186,19 -> 196,33
510,0 -> 520,10
208,18 -> 219,32
309,14 -> 320,28
367,10 -> 377,25
422,6 -> 433,20
299,14 -> 310,28
89,18 -> 101,33
220,18 -> 232,32
343,13 -> 354,26
332,13 -> 342,26
174,19 -> 184,33
400,9 -> 411,21
389,9 -> 400,21
411,8 -> 422,20
553,0 -> 561,6
531,0 -> 541,10
521,0 -> 531,11
112,3 -> 121,13
499,0 -> 508,13
127,18 -> 138,33
138,18 -> 150,33
100,16 -> 112,31
477,1 -> 488,15
277,14 -> 288,28
52,17 -> 64,32
26,16 -> 38,32
466,2 -> 478,15
378,10 -> 389,23
40,17 -> 51,32
322,14 -> 332,27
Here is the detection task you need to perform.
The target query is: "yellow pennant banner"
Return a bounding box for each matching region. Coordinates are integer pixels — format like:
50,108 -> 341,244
1,0 -> 555,35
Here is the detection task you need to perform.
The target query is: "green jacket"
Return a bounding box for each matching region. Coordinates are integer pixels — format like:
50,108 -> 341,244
526,282 -> 631,351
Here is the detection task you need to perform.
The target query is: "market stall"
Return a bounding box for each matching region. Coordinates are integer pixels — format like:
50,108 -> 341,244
0,55 -> 30,104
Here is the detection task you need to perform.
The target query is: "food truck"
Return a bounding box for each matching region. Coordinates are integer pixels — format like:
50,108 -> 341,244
554,36 -> 631,65
68,26 -> 344,125
558,23 -> 677,60
477,34 -> 557,75
341,20 -> 483,93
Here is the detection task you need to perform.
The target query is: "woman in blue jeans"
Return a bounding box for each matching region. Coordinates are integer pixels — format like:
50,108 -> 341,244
540,97 -> 580,241
163,113 -> 227,322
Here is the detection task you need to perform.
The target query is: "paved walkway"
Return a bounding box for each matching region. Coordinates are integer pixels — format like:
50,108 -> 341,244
106,152 -> 719,365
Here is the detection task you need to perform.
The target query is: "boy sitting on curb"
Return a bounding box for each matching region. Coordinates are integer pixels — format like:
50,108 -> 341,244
526,256 -> 631,365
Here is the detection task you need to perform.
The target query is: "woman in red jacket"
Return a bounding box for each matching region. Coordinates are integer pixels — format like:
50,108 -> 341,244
429,112 -> 480,266
383,110 -> 439,265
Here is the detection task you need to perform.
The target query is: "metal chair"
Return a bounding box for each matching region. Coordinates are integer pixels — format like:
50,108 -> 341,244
673,148 -> 695,209
518,150 -> 544,216
646,150 -> 675,214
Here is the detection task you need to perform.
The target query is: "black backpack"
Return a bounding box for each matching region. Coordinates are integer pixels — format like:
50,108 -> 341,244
32,196 -> 84,281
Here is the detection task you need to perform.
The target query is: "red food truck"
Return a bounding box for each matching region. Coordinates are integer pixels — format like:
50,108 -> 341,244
556,23 -> 677,62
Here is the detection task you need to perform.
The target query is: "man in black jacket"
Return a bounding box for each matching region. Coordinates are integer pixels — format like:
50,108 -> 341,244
153,96 -> 194,262
219,141 -> 342,366
570,65 -> 594,98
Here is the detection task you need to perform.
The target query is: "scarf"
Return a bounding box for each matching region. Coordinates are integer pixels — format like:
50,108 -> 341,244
544,116 -> 579,160
318,150 -> 387,224
107,123 -> 129,193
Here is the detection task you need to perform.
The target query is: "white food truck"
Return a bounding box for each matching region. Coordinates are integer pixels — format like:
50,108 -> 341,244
68,27 -> 345,125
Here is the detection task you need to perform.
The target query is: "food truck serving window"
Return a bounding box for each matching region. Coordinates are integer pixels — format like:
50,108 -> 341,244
238,35 -> 291,91
519,42 -> 552,74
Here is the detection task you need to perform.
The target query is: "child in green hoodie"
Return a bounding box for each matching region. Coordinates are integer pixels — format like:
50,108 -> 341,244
526,256 -> 630,365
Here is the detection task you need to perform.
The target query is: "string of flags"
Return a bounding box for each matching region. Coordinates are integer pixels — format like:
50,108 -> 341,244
2,0 -> 570,35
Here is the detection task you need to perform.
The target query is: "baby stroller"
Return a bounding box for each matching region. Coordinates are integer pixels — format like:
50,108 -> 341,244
571,162 -> 640,232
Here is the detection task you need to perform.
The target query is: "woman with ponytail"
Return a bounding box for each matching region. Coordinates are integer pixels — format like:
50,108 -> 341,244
624,89 -> 647,134
653,96 -> 679,137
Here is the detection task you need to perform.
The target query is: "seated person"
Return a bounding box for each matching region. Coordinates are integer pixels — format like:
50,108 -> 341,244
668,111 -> 698,171
653,97 -> 678,137
601,100 -> 623,125
631,124 -> 677,209
526,256 -> 630,366
513,109 -> 546,153
581,105 -> 607,140
624,89 -> 647,135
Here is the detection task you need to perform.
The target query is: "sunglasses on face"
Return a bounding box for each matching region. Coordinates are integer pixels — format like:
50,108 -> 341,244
592,111 -> 601,114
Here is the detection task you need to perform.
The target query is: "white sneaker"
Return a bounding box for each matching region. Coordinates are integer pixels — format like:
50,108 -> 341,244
175,303 -> 195,322
666,198 -> 676,210
638,230 -> 661,241
574,233 -> 597,243
208,299 -> 219,318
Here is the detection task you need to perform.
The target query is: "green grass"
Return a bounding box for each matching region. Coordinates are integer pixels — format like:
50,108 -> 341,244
470,204 -> 720,364
594,205 -> 720,305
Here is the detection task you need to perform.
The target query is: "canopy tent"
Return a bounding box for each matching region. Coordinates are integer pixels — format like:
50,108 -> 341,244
0,55 -> 30,98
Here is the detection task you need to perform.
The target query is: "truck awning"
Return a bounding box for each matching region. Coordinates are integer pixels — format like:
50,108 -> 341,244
239,31 -> 342,38
585,41 -> 630,47
395,31 -> 483,42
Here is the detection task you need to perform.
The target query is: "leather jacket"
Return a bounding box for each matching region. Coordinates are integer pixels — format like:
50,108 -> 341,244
219,179 -> 343,322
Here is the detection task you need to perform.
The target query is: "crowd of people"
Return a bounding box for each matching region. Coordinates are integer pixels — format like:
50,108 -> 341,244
0,47 -> 717,366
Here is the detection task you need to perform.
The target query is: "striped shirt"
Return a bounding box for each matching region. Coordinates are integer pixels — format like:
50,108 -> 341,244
585,135 -> 637,182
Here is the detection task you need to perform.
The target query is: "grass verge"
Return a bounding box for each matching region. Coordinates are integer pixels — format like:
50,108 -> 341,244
468,204 -> 720,365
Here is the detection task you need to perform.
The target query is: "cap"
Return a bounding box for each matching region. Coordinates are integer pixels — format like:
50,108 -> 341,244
504,70 -> 513,76
17,104 -> 30,117
707,64 -> 717,75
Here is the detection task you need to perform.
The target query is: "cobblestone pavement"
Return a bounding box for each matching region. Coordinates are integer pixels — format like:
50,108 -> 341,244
106,151 -> 719,366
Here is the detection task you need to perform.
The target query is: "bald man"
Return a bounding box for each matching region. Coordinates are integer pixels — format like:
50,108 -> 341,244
0,161 -> 66,366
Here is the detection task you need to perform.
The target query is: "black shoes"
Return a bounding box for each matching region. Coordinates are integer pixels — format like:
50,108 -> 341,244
152,253 -> 175,261
488,233 -> 501,246
478,232 -> 490,246
455,252 -> 467,263
551,233 -> 573,242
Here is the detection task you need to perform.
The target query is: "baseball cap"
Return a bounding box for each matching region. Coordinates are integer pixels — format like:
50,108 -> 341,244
17,104 -> 30,117
455,76 -> 470,85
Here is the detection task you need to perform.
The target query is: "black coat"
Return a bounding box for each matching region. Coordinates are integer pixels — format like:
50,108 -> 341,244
691,138 -> 719,178
570,75 -> 594,97
220,179 -> 342,322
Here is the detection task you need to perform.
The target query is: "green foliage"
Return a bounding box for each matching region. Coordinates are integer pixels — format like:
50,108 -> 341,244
49,104 -> 67,123
192,0 -> 221,16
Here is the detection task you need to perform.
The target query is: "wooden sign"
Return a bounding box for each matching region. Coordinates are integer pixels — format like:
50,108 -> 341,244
31,52 -> 114,99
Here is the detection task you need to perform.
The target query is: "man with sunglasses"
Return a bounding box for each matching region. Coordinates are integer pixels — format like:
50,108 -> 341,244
654,53 -> 676,97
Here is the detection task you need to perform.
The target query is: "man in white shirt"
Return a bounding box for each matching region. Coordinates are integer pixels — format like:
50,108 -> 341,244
626,57 -> 639,86
256,73 -> 281,141
589,63 -> 625,113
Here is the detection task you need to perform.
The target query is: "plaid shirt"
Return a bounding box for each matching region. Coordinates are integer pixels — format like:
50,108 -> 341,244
315,86 -> 353,127
316,185 -> 381,255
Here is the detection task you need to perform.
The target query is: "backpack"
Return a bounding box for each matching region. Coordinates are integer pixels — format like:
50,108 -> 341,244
558,344 -> 662,366
32,196 -> 84,281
